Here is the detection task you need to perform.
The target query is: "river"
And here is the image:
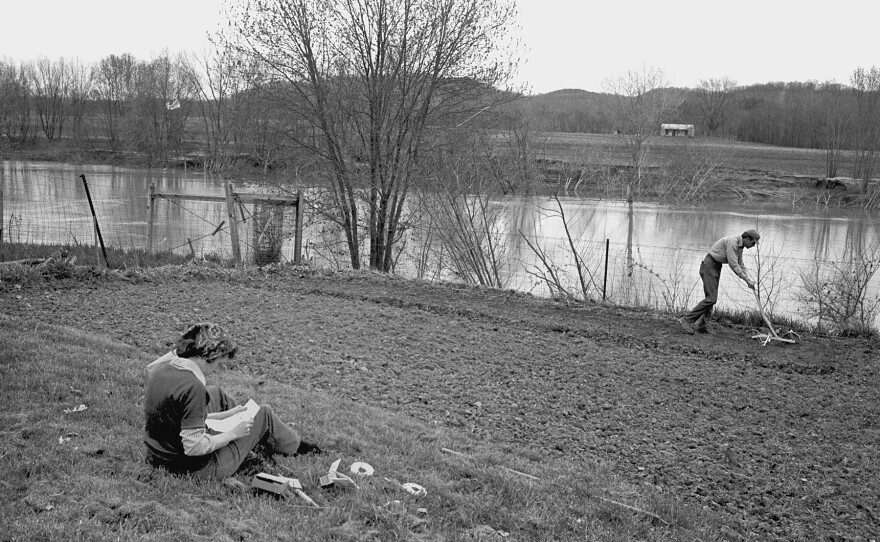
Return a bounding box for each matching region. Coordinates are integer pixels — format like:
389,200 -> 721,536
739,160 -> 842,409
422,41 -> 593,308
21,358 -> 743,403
3,159 -> 879,329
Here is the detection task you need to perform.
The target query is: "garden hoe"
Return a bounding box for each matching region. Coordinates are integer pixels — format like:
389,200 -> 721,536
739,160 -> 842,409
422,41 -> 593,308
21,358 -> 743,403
751,289 -> 800,346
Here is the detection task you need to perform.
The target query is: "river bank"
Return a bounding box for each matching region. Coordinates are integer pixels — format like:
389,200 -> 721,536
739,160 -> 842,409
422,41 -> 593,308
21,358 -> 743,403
3,134 -> 871,208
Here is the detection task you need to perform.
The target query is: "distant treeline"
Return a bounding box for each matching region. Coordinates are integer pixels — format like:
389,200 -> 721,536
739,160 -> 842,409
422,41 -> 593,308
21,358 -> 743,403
2,53 -> 878,181
0,53 -> 304,170
525,77 -> 875,150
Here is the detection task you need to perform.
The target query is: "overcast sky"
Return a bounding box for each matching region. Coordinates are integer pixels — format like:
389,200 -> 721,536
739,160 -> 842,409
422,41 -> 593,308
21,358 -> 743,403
0,0 -> 874,94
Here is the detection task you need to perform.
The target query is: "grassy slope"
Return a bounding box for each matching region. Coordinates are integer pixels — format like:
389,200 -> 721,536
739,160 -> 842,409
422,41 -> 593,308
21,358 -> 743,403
0,315 -> 720,542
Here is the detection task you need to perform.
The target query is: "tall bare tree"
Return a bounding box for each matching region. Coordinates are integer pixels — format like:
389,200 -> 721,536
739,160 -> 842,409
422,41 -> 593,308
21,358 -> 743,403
66,58 -> 94,143
6,62 -> 35,145
486,101 -> 546,195
29,56 -> 69,139
603,65 -> 680,276
186,46 -> 266,171
129,52 -> 195,162
695,76 -> 737,137
603,64 -> 680,202
94,53 -> 138,149
227,0 -> 519,271
0,59 -> 22,145
850,66 -> 880,191
817,82 -> 851,178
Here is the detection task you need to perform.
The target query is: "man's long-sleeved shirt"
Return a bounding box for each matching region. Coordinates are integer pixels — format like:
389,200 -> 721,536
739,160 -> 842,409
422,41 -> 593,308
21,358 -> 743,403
707,234 -> 751,282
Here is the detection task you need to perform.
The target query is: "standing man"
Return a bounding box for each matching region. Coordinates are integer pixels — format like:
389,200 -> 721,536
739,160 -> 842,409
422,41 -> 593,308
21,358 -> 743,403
679,229 -> 760,334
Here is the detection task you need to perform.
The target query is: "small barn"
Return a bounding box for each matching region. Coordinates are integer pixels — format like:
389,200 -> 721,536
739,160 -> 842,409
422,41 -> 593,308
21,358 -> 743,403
660,123 -> 695,137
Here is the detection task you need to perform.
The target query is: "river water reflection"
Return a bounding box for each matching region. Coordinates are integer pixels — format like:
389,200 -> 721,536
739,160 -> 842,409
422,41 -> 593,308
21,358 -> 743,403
3,160 -> 879,326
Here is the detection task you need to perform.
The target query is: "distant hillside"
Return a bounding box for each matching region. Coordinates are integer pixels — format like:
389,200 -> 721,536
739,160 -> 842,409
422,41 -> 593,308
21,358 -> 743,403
521,89 -> 615,133
521,87 -> 692,134
516,82 -> 852,153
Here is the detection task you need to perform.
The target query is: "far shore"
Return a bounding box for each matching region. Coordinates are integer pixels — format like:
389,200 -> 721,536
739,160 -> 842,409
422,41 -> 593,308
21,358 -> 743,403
3,134 -> 874,208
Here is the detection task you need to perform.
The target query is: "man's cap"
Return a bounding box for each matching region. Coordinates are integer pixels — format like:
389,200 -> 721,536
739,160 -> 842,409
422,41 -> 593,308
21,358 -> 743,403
743,229 -> 761,241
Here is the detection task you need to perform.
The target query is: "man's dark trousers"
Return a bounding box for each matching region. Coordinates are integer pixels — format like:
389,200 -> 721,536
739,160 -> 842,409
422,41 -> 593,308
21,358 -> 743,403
683,254 -> 722,329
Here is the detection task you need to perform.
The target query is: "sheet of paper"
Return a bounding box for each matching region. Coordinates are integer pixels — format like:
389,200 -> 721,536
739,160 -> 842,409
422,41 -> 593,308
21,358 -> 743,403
205,399 -> 259,433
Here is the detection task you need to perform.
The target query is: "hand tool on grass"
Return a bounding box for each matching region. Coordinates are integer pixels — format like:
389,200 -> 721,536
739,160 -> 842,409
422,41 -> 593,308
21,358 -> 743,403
319,458 -> 359,489
251,472 -> 321,508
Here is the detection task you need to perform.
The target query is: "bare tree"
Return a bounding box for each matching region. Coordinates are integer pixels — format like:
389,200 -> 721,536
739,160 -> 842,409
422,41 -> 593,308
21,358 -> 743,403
186,45 -> 266,171
421,153 -> 509,288
226,0 -> 519,271
658,138 -> 732,203
816,81 -> 851,178
602,64 -> 680,202
66,58 -> 94,144
485,100 -> 547,195
799,227 -> 880,335
603,65 -> 679,275
0,59 -> 21,145
93,53 -> 138,149
129,52 -> 195,162
520,195 -> 603,304
29,56 -> 70,139
850,66 -> 880,191
7,62 -> 35,145
695,76 -> 737,137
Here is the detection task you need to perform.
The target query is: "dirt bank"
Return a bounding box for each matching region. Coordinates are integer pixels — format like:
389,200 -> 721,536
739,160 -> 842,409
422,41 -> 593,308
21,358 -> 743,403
1,267 -> 877,540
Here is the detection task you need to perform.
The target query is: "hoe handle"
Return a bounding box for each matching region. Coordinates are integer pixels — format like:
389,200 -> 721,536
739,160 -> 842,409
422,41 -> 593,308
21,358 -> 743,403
753,289 -> 779,338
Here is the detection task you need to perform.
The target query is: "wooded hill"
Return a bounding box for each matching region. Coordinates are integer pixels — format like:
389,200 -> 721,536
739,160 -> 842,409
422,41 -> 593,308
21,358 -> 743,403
521,81 -> 865,152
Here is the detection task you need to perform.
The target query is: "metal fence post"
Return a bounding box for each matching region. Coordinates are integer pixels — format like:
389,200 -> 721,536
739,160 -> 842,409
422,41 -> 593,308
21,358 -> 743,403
80,174 -> 109,268
603,238 -> 609,302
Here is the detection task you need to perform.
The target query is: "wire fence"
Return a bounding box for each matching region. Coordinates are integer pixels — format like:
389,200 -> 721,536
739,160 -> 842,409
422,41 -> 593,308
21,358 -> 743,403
3,159 -> 880,330
0,161 -> 303,266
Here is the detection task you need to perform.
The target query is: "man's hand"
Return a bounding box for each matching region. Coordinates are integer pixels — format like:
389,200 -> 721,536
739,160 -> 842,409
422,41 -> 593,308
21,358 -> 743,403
747,280 -> 756,290
228,419 -> 254,440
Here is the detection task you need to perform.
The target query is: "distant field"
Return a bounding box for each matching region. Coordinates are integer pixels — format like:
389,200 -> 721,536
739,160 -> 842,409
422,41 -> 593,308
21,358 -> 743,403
7,128 -> 844,182
532,132 -> 832,178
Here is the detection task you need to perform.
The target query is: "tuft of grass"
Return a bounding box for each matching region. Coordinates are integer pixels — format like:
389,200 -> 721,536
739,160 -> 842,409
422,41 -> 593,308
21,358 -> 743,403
0,242 -> 196,270
0,316 -> 725,541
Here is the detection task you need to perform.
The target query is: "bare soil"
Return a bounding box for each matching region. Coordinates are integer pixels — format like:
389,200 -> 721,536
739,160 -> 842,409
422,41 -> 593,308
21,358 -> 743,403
1,267 -> 877,541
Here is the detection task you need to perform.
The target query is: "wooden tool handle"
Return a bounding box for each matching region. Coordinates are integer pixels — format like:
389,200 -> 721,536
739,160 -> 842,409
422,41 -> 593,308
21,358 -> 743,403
294,488 -> 319,508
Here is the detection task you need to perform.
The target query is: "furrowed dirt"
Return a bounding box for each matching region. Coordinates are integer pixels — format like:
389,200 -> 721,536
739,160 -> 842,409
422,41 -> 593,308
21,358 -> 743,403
2,268 -> 877,541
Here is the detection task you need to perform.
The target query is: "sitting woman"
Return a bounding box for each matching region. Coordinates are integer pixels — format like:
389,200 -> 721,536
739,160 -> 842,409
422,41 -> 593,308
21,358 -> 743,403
144,323 -> 320,479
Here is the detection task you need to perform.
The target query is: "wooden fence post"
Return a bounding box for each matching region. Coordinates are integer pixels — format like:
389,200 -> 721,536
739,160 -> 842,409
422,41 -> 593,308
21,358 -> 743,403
147,183 -> 156,255
294,190 -> 303,264
0,167 -> 4,244
225,180 -> 241,265
603,238 -> 609,302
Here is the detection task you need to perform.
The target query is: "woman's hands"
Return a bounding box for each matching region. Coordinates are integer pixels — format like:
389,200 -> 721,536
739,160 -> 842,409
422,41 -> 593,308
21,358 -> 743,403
227,418 -> 253,440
